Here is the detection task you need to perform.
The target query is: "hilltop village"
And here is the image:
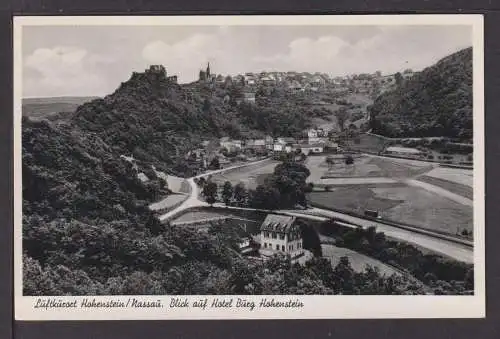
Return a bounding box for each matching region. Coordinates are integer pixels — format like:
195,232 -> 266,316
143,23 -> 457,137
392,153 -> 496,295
194,61 -> 415,99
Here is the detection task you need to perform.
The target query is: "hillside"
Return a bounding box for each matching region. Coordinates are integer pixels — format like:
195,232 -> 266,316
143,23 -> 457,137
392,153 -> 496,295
22,96 -> 98,120
71,65 -> 318,176
368,47 -> 472,140
23,120 -> 423,296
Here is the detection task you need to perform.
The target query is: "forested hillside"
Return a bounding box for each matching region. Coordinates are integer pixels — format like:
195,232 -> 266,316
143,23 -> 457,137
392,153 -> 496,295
368,47 -> 472,139
71,65 -> 316,176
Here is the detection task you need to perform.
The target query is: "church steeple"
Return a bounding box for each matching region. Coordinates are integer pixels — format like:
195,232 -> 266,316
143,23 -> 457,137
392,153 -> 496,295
206,62 -> 211,78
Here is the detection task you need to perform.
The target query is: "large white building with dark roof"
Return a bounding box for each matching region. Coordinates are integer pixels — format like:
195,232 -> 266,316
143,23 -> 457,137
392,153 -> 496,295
260,214 -> 303,258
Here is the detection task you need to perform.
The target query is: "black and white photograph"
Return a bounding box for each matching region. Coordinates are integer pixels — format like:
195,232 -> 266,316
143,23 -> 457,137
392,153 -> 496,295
14,15 -> 485,320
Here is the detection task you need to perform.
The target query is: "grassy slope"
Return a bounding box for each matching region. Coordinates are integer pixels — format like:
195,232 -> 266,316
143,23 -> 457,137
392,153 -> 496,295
22,96 -> 99,119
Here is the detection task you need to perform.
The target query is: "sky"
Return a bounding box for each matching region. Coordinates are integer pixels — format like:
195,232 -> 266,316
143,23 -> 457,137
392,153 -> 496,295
21,25 -> 472,98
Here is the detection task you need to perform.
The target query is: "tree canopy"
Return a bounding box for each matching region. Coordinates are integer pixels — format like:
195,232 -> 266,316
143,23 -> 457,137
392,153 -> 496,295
368,47 -> 472,140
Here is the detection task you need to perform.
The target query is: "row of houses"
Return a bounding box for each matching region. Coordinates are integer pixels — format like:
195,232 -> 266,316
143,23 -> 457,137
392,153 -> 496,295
198,62 -> 416,98
217,130 -> 339,155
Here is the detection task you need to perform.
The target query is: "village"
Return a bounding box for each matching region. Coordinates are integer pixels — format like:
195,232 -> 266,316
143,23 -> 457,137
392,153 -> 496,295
186,128 -> 341,172
194,62 -> 415,99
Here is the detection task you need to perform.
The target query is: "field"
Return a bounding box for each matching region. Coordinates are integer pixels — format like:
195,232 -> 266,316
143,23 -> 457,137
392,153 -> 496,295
305,154 -> 436,184
372,186 -> 473,233
22,96 -> 98,119
171,208 -> 265,233
416,175 -> 473,199
321,244 -> 402,276
210,159 -> 280,189
308,184 -> 473,234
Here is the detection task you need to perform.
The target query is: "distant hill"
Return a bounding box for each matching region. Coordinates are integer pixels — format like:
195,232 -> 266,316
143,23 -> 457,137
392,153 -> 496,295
22,96 -> 99,120
368,47 -> 472,140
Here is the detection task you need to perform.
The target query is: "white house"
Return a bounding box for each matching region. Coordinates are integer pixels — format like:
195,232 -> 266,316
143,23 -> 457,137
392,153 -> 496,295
307,129 -> 320,144
220,137 -> 243,151
260,214 -> 303,258
295,144 -> 324,155
273,140 -> 286,152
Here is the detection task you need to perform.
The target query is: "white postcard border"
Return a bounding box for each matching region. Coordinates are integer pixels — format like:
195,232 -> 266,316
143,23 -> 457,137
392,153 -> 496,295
13,14 -> 485,320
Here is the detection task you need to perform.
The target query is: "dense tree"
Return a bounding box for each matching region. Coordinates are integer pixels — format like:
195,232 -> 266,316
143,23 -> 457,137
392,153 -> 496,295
233,183 -> 248,206
249,161 -> 311,210
345,155 -> 354,165
208,157 -> 220,170
202,181 -> 218,206
299,220 -> 322,257
369,48 -> 472,139
335,107 -> 350,132
221,181 -> 234,205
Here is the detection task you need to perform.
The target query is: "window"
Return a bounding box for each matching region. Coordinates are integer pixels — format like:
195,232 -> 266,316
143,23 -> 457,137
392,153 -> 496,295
279,234 -> 285,240
290,244 -> 294,251
272,232 -> 277,239
282,245 -> 285,251
276,244 -> 279,250
264,243 -> 267,248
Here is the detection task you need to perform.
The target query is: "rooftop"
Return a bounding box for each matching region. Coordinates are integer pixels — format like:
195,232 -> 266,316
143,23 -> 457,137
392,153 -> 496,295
260,214 -> 298,233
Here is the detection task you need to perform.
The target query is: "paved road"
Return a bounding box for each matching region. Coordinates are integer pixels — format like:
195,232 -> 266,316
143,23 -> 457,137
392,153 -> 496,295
295,207 -> 473,264
158,158 -> 271,222
210,204 -> 473,263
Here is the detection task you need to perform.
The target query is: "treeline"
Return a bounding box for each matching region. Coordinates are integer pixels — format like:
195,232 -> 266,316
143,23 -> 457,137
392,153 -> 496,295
319,221 -> 474,295
369,47 -> 472,140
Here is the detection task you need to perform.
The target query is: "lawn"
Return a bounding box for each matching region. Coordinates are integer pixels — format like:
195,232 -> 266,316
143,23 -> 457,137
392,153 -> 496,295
308,187 -> 404,214
323,156 -> 384,178
171,208 -> 264,234
308,184 -> 473,235
306,155 -> 435,183
425,167 -> 473,187
210,159 -> 280,189
321,244 -> 402,277
416,175 -> 473,199
372,186 -> 473,234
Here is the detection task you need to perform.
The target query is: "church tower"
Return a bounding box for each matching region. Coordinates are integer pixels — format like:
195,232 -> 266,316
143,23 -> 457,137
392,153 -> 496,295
206,62 -> 211,78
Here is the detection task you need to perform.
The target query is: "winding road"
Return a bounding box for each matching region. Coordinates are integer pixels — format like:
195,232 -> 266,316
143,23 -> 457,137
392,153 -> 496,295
156,157 -> 474,264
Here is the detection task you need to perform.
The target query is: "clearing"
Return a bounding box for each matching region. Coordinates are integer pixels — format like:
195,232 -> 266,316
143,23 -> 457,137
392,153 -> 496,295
416,175 -> 473,199
372,186 -> 473,234
305,154 -> 435,184
425,167 -> 473,187
308,184 -> 473,235
209,159 -> 280,189
321,244 -> 402,276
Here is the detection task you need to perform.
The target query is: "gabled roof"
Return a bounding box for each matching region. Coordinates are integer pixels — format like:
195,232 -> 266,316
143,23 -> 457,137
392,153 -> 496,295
260,214 -> 298,233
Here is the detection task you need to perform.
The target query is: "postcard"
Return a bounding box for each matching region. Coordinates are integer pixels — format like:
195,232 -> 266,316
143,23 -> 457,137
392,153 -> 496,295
14,14 -> 484,320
